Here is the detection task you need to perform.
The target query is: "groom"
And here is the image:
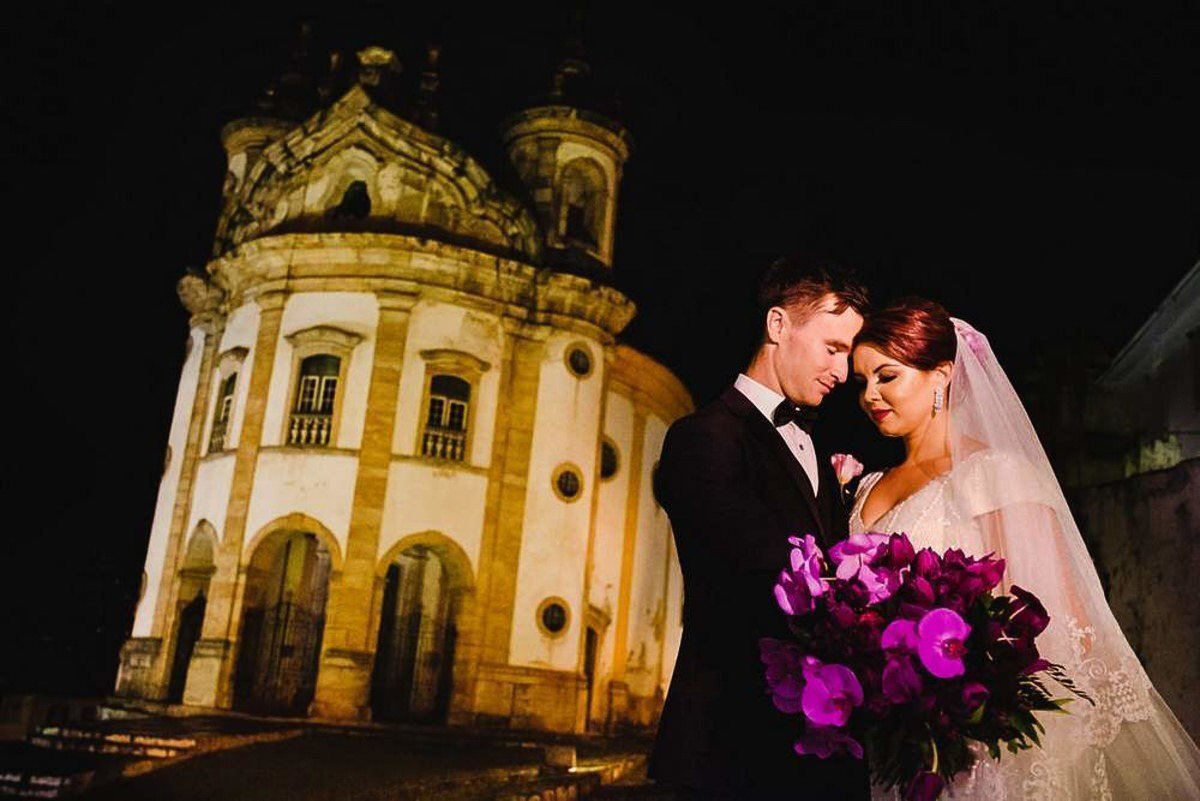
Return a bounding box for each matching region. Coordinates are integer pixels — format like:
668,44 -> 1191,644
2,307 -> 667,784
648,255 -> 871,800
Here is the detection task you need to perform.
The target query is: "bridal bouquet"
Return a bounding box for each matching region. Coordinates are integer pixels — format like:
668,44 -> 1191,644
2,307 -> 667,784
760,532 -> 1092,801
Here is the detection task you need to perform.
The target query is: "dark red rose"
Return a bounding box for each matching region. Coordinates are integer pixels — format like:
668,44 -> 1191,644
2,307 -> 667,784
1009,585 -> 1050,637
904,771 -> 945,801
962,681 -> 989,711
913,548 -> 942,578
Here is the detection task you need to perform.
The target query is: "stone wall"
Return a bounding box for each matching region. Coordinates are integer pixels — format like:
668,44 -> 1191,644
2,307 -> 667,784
1069,457 -> 1199,741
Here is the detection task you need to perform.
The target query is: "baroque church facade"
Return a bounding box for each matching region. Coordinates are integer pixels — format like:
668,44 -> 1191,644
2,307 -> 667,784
115,37 -> 691,734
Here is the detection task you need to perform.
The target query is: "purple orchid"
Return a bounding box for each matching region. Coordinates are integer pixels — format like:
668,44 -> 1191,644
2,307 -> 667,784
775,570 -> 818,616
916,608 -> 972,679
794,723 -> 865,760
774,534 -> 828,615
801,661 -> 864,727
830,532 -> 902,603
788,534 -> 828,595
853,563 -> 901,604
759,638 -> 808,714
829,532 -> 890,576
882,619 -> 919,652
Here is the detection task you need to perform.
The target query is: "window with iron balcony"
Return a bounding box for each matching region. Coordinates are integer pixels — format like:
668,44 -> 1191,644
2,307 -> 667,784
282,325 -> 362,450
206,346 -> 248,455
289,354 -> 340,447
416,349 -> 490,465
208,372 -> 238,452
422,374 -> 470,461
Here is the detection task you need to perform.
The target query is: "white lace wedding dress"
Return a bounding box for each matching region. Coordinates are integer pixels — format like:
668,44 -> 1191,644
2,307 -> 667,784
846,317 -> 1200,800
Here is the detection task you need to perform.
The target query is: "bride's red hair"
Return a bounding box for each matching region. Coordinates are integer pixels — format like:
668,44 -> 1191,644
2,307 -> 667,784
855,297 -> 956,370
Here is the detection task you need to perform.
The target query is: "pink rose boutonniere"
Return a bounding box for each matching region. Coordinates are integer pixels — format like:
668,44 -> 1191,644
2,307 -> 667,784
831,453 -> 864,501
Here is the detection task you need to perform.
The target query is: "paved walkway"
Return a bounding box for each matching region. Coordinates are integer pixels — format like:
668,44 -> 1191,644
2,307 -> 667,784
79,730 -> 544,800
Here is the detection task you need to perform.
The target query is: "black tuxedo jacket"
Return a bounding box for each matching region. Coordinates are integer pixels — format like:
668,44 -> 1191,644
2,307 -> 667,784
647,385 -> 871,799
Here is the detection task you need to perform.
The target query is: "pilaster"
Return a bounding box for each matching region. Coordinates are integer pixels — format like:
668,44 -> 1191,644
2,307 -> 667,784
465,324 -> 546,719
310,293 -> 414,720
611,408 -> 646,683
117,277 -> 224,700
185,291 -> 286,708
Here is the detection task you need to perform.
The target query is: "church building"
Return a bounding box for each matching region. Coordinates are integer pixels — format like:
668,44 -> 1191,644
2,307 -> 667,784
115,31 -> 691,734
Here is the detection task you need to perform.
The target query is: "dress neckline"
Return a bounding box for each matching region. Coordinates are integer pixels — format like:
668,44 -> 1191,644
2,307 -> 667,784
854,450 -> 995,532
855,467 -> 951,532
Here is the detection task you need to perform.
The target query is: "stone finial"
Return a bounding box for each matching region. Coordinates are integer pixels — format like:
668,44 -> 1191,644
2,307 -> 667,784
356,45 -> 401,88
548,2 -> 591,101
415,43 -> 441,131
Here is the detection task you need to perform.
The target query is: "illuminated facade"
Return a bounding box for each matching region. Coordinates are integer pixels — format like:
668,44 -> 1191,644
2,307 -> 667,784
115,42 -> 691,733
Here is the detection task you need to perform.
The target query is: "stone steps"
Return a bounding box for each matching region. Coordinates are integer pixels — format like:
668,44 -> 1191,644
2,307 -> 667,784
492,753 -> 650,801
0,742 -> 110,799
29,726 -> 197,759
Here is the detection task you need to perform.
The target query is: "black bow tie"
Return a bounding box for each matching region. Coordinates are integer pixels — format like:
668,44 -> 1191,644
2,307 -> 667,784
772,400 -> 818,433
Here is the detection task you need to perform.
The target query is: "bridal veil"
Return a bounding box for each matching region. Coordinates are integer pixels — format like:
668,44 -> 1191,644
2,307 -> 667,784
946,317 -> 1200,799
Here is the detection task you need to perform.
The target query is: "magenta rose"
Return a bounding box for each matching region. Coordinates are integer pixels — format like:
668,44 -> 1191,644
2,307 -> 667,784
912,548 -> 942,579
873,532 -> 916,568
904,770 -> 945,801
1008,585 -> 1050,638
962,680 -> 989,712
882,654 -> 924,704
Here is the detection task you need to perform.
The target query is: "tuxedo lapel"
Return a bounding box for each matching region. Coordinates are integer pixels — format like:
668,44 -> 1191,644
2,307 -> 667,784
719,386 -> 829,545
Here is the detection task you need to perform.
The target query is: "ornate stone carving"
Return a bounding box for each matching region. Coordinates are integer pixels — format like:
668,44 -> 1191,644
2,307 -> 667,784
176,274 -> 225,318
214,86 -> 541,262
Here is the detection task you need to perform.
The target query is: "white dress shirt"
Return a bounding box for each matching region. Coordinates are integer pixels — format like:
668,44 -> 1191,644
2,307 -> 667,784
734,373 -> 820,495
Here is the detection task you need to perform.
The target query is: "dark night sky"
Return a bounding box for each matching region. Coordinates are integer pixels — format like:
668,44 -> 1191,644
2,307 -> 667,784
6,2 -> 1198,694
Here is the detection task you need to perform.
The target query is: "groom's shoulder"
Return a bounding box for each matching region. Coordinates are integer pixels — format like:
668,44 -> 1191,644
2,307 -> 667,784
666,390 -> 743,442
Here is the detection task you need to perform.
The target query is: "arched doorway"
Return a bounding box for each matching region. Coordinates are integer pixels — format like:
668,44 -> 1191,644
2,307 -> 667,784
234,530 -> 332,716
167,527 -> 216,703
370,546 -> 459,722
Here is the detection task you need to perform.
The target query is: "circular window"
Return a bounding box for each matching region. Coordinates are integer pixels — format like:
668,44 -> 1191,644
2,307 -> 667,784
553,464 -> 583,501
565,344 -> 593,378
537,598 -> 570,637
600,438 -> 619,480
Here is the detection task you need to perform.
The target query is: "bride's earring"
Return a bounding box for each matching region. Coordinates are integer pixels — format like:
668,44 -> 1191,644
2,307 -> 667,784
933,387 -> 944,413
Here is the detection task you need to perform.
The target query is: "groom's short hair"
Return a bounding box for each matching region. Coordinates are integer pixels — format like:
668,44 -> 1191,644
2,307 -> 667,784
756,253 -> 870,334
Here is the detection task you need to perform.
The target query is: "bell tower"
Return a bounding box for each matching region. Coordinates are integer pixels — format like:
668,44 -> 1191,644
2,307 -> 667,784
500,18 -> 632,275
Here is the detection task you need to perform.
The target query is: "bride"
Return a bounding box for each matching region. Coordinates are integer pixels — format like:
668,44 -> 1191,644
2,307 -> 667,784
847,297 -> 1200,799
